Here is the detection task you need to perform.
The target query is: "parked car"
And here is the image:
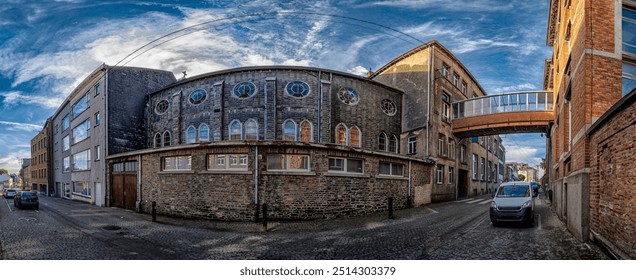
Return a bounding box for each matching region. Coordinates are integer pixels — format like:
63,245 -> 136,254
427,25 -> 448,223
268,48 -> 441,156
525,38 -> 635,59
14,191 -> 39,210
3,188 -> 17,199
490,181 -> 536,226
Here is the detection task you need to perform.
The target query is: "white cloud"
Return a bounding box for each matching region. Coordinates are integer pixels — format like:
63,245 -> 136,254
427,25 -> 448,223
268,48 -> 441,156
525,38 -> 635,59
348,65 -> 369,76
1,91 -> 65,109
501,134 -> 546,167
363,0 -> 514,12
0,120 -> 43,132
0,149 -> 31,174
491,83 -> 538,94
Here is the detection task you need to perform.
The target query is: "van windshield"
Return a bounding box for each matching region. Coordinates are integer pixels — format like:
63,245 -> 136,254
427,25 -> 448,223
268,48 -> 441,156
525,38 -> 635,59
496,185 -> 530,198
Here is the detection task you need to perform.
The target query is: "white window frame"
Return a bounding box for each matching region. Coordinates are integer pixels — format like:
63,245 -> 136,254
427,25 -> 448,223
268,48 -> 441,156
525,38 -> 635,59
328,157 -> 364,174
349,126 -> 361,147
245,119 -> 259,140
229,120 -> 243,140
163,131 -> 171,147
436,165 -> 444,184
266,154 -> 310,172
283,119 -> 297,141
408,135 -> 417,154
299,120 -> 313,142
208,154 -> 248,170
378,133 -> 387,151
379,162 -> 404,177
163,156 -> 192,171
186,126 -> 197,144
472,154 -> 478,180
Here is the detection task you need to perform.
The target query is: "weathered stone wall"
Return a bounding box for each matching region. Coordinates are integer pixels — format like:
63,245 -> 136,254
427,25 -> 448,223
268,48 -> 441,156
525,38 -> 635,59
117,142 -> 431,221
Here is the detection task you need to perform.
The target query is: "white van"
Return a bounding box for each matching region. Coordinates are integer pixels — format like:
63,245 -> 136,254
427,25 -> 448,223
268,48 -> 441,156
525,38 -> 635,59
489,181 -> 536,226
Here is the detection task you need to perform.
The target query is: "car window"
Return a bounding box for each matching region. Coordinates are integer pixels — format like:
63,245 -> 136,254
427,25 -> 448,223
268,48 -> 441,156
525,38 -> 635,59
496,185 -> 530,197
21,192 -> 35,198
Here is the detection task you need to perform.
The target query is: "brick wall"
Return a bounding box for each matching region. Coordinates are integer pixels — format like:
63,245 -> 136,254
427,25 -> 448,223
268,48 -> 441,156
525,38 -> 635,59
589,92 -> 636,259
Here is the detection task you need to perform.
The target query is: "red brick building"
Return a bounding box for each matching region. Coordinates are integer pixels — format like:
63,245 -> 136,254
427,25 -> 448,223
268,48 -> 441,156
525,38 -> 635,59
30,119 -> 51,194
545,0 -> 636,258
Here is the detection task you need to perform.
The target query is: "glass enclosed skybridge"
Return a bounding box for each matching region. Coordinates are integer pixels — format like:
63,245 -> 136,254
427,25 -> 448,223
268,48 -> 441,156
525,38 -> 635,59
451,91 -> 554,138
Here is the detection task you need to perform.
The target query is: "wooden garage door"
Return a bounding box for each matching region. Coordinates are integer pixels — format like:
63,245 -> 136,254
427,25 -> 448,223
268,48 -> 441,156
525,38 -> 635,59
112,173 -> 137,210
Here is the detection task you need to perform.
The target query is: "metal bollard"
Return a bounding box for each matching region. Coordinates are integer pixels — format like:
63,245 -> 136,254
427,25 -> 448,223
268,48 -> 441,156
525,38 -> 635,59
262,203 -> 268,231
388,197 -> 394,219
152,201 -> 157,222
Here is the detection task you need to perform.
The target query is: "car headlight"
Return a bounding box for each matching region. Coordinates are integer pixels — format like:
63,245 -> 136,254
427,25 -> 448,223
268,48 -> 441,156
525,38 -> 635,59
521,200 -> 532,208
490,201 -> 497,209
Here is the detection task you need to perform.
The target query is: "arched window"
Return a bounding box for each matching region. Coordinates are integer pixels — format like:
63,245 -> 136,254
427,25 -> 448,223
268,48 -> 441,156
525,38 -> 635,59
378,133 -> 387,151
163,131 -> 171,147
335,123 -> 347,145
350,126 -> 361,147
229,120 -> 242,140
154,133 -> 162,148
245,119 -> 258,140
283,119 -> 297,141
389,135 -> 398,153
198,124 -> 209,142
186,126 -> 196,144
299,120 -> 312,142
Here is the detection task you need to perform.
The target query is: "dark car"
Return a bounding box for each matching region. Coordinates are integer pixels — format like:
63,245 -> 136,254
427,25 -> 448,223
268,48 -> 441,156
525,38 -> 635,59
14,191 -> 39,210
3,189 -> 17,199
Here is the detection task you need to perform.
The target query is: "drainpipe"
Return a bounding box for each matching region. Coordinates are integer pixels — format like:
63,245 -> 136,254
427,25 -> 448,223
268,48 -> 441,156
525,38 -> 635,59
137,154 -> 142,212
318,71 -> 322,141
408,160 -> 412,196
254,145 -> 259,205
426,45 -> 434,158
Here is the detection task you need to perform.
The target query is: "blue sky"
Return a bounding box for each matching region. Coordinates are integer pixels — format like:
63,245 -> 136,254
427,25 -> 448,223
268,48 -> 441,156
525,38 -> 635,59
0,0 -> 551,174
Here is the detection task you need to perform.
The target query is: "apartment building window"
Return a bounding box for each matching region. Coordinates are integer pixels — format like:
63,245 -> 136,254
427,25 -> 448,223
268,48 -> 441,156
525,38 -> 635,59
452,73 -> 459,87
95,83 -> 100,95
472,154 -> 477,180
208,154 -> 248,170
63,157 -> 70,173
163,156 -> 192,171
442,64 -> 449,78
95,146 -> 100,161
267,154 -> 310,171
623,7 -> 636,96
72,119 -> 90,144
63,135 -> 70,151
328,157 -> 364,174
438,134 -> 445,156
461,81 -> 467,95
408,135 -> 417,154
449,167 -> 454,184
480,157 -> 485,181
448,138 -> 454,159
487,160 -> 493,182
442,92 -> 450,120
94,112 -> 101,126
379,162 -> 404,177
72,93 -> 89,119
436,165 -> 444,184
62,114 -> 70,130
72,149 -> 91,171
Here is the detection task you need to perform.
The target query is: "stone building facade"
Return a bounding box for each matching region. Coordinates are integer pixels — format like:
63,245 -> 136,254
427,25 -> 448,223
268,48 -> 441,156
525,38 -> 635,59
107,66 -> 434,220
371,41 -> 504,201
545,0 -> 636,257
30,119 -> 51,194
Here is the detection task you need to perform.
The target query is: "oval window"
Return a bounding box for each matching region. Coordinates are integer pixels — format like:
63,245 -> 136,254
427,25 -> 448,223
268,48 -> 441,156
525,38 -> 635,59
189,89 -> 207,105
233,82 -> 257,99
155,100 -> 169,114
286,81 -> 310,98
337,87 -> 360,105
381,99 -> 397,116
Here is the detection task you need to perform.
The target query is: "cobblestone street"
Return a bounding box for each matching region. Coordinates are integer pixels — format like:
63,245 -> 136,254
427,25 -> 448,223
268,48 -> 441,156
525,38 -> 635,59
0,194 -> 609,260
